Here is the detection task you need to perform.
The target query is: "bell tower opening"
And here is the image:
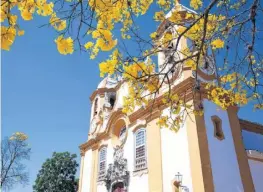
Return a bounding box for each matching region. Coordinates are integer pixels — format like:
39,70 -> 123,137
105,92 -> 116,109
110,96 -> 115,108
93,98 -> 98,116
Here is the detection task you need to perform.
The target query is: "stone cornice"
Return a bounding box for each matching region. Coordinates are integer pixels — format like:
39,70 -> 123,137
247,150 -> 263,162
79,133 -> 108,151
128,77 -> 195,123
132,168 -> 148,177
90,81 -> 124,102
240,119 -> 263,135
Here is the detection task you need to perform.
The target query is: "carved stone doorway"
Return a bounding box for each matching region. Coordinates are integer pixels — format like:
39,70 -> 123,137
111,182 -> 126,192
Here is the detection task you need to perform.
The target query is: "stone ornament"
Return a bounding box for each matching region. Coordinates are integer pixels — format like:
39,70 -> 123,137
104,146 -> 130,191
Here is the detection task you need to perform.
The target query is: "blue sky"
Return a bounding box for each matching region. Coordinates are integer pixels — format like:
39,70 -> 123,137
2,4 -> 263,192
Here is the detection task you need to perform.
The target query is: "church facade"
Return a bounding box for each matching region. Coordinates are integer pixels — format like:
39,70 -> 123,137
78,4 -> 263,192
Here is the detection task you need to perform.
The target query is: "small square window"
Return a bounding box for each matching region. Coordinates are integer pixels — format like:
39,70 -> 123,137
211,116 -> 225,140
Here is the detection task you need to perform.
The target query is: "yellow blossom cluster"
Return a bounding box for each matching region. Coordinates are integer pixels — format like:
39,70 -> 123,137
220,73 -> 237,83
157,116 -> 169,127
158,31 -> 174,47
150,32 -> 158,39
122,82 -> 149,114
92,30 -> 117,52
168,11 -> 194,24
185,59 -> 197,70
157,0 -> 171,11
157,110 -> 185,132
154,11 -> 165,21
99,49 -> 121,77
210,71 -> 263,111
175,14 -> 225,50
211,39 -> 224,49
157,92 -> 190,131
122,58 -> 156,114
84,42 -> 94,50
85,0 -> 155,58
208,87 -> 248,109
54,35 -> 74,55
1,0 -> 67,51
1,26 -> 17,51
9,132 -> 28,141
145,77 -> 160,93
49,14 -> 66,31
190,0 -> 203,10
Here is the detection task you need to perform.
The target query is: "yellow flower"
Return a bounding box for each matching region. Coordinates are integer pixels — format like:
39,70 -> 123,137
146,77 -> 159,92
161,32 -> 173,47
18,0 -> 36,20
123,63 -> 146,79
185,59 -> 196,70
21,10 -> 33,21
157,116 -> 169,128
168,11 -> 182,23
9,15 -> 17,25
1,26 -> 16,51
84,42 -> 94,49
99,60 -> 116,77
96,38 -> 117,51
98,49 -> 120,77
37,1 -> 54,16
211,38 -> 224,49
1,9 -> 7,22
190,0 -> 203,10
154,11 -> 165,21
210,89 -> 217,98
55,35 -> 74,55
150,32 -> 157,39
157,0 -> 166,6
50,14 -> 66,31
92,30 -> 100,38
18,30 -> 25,36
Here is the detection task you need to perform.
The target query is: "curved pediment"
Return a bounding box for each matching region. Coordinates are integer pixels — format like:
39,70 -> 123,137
101,109 -> 129,135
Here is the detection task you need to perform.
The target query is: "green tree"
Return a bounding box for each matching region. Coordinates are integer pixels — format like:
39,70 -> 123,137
1,132 -> 31,191
33,152 -> 78,192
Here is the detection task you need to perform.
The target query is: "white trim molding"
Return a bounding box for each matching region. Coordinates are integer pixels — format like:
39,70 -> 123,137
247,150 -> 263,162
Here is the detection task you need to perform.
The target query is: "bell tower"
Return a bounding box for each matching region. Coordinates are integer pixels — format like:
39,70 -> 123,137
89,76 -> 118,138
155,4 -> 198,85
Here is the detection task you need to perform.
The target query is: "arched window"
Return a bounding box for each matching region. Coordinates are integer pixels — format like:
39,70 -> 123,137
109,94 -> 116,108
93,98 -> 98,117
134,128 -> 147,171
98,147 -> 107,180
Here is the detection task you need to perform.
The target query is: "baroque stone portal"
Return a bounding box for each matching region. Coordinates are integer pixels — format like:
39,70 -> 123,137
104,146 -> 130,192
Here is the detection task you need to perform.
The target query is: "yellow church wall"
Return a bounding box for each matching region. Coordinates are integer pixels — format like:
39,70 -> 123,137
185,100 -> 214,192
160,106 -> 193,192
146,118 -> 163,192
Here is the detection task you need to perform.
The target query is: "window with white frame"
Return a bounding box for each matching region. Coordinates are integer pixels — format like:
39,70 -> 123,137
98,147 -> 107,181
134,128 -> 147,171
